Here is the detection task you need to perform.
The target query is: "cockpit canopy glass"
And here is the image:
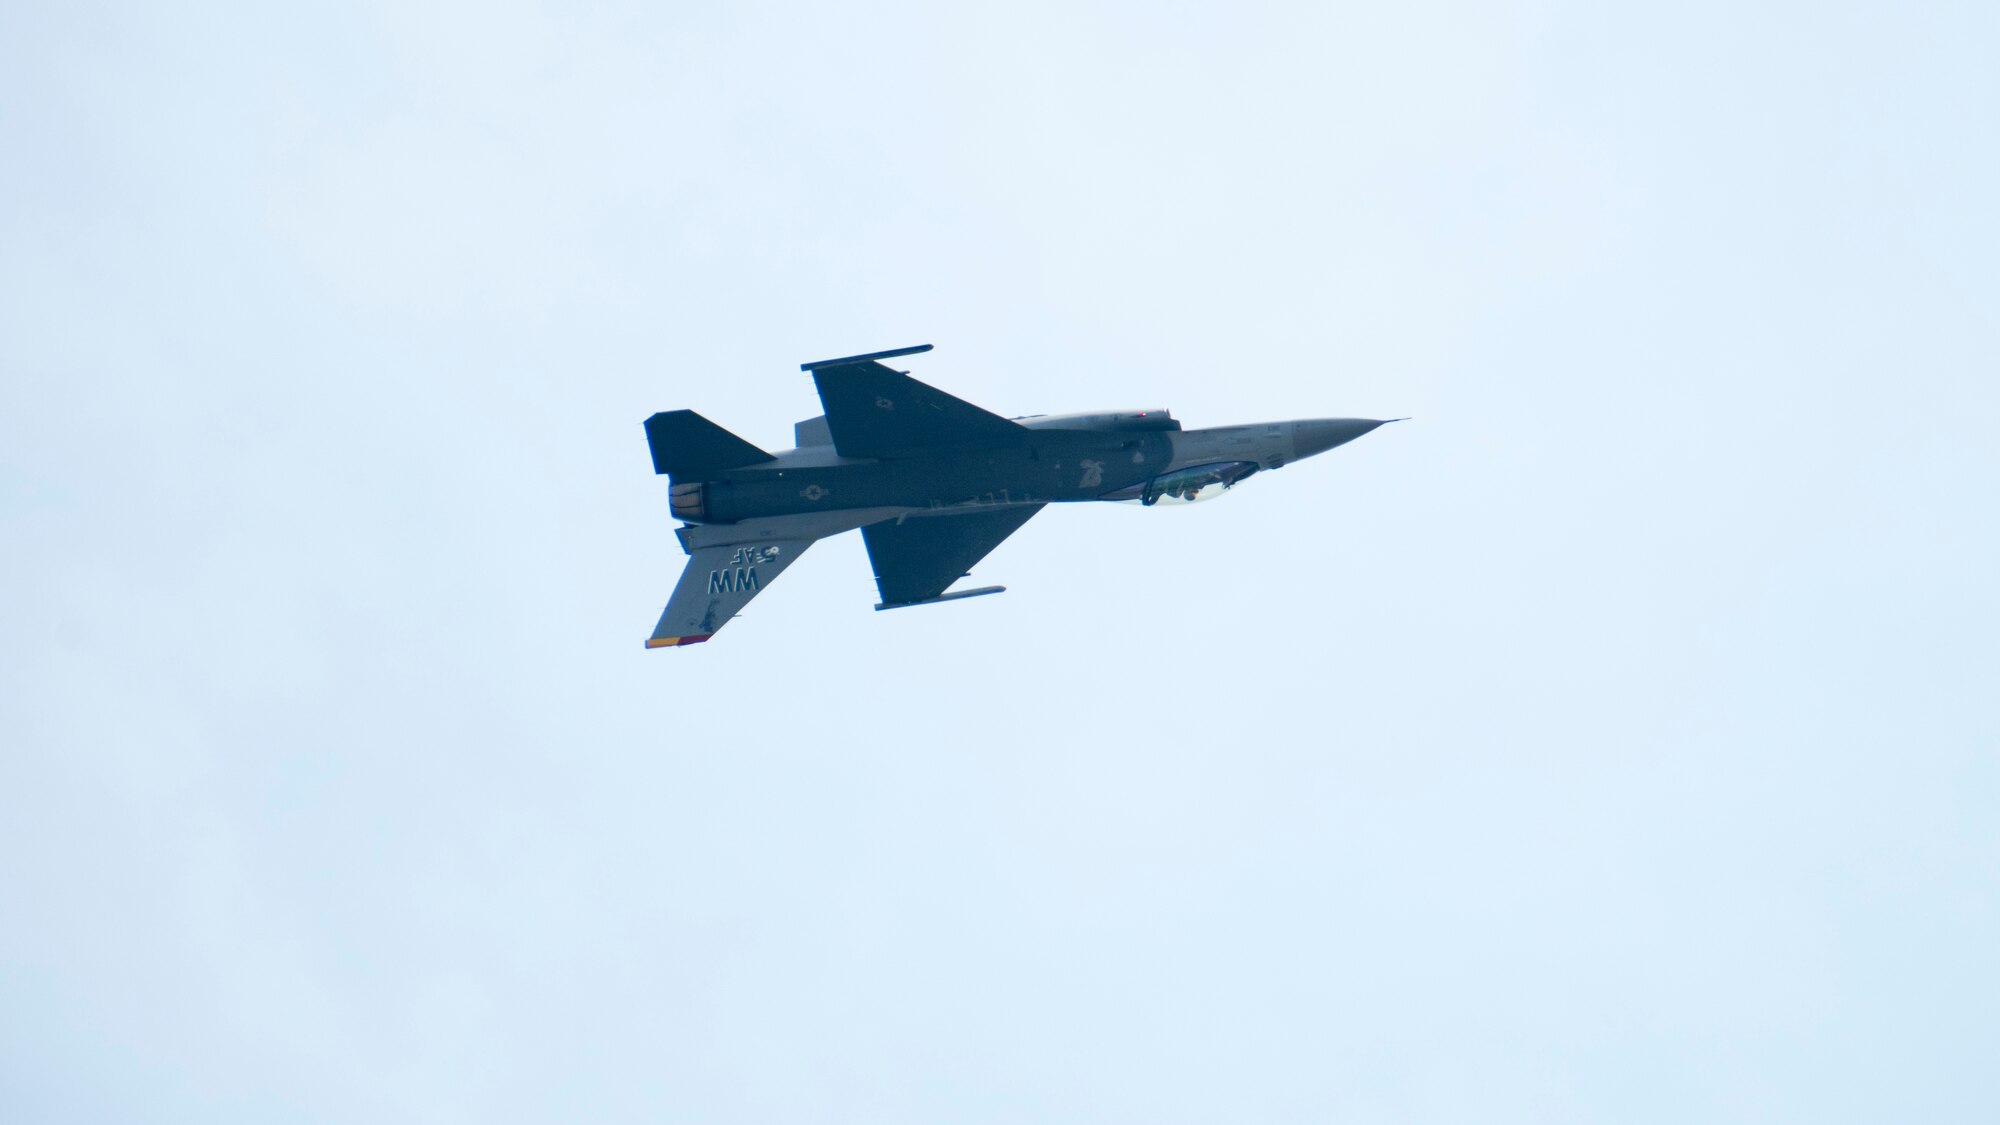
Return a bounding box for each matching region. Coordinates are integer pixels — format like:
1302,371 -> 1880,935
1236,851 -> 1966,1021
1102,460 -> 1258,506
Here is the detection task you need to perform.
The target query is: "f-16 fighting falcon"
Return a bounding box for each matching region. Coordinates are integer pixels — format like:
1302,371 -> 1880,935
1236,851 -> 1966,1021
643,345 -> 1395,647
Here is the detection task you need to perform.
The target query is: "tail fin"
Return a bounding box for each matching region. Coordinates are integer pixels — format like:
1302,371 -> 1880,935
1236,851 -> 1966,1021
643,410 -> 776,478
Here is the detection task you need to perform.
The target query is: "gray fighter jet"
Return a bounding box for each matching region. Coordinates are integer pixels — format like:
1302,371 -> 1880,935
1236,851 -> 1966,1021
643,345 -> 1394,647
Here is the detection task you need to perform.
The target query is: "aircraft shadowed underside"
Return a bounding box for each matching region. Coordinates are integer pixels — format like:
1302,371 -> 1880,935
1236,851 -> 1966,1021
643,345 -> 1395,647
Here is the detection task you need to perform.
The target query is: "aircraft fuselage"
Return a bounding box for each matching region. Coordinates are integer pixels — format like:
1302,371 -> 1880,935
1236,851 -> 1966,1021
640,343 -> 1395,646
675,419 -> 1381,525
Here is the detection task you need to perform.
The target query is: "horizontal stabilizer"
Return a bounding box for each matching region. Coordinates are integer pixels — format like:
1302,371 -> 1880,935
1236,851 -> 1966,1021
644,410 -> 775,478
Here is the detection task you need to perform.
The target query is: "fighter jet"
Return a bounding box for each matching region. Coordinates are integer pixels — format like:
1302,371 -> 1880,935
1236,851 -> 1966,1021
643,345 -> 1394,647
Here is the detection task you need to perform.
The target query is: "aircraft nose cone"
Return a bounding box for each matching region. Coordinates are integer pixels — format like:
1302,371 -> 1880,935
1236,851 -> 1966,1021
1292,418 -> 1391,460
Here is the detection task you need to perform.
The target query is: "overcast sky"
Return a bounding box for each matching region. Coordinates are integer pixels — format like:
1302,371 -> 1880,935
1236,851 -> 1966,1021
4,1 -> 1996,1121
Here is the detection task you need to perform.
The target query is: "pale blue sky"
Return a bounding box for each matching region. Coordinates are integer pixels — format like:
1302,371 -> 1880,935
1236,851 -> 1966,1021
3,1 -> 1996,1121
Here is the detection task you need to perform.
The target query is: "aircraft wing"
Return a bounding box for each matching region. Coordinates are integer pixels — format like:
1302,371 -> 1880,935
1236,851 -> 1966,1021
805,347 -> 1027,459
862,504 -> 1045,609
647,537 -> 817,647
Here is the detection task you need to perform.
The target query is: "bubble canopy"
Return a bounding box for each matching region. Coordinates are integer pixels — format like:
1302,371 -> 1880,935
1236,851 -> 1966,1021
1101,461 -> 1259,506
